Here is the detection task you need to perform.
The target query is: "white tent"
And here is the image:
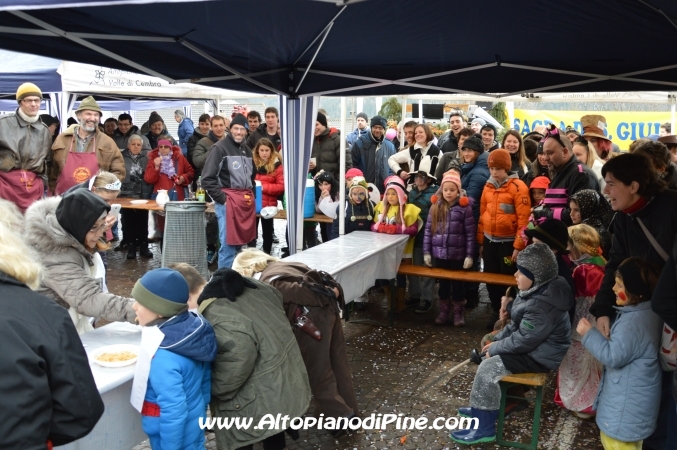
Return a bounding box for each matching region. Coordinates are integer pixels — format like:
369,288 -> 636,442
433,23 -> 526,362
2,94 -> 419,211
58,60 -> 266,101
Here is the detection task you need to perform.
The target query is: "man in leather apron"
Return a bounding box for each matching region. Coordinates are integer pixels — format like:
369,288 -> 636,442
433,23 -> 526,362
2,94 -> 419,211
0,83 -> 52,211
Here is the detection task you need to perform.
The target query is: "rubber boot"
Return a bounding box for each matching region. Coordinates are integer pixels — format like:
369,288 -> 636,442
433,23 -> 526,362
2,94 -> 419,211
126,244 -> 137,260
391,287 -> 406,314
452,300 -> 467,327
434,298 -> 451,325
450,408 -> 498,444
138,240 -> 153,258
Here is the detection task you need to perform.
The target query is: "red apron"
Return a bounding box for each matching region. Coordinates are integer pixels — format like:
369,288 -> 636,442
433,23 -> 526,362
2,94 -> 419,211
55,135 -> 100,196
0,169 -> 44,212
222,188 -> 256,246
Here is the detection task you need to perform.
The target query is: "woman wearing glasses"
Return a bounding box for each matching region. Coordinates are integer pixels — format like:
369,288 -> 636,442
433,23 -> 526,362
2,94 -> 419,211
24,189 -> 136,333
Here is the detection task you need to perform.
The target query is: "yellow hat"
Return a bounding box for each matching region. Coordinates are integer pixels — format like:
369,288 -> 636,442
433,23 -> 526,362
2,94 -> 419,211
16,82 -> 42,103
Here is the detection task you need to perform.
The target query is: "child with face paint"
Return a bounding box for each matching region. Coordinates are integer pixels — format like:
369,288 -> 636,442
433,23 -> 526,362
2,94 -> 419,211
578,257 -> 663,449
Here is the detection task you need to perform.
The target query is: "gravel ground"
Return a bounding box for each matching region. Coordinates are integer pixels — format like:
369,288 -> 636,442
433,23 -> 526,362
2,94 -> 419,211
105,219 -> 603,450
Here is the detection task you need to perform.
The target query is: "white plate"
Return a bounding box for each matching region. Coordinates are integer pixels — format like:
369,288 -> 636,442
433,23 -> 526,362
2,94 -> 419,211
130,200 -> 149,205
91,344 -> 140,367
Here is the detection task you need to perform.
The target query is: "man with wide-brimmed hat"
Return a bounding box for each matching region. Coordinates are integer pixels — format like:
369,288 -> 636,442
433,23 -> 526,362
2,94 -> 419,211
0,83 -> 53,211
658,135 -> 677,163
581,114 -> 613,162
50,96 -> 125,195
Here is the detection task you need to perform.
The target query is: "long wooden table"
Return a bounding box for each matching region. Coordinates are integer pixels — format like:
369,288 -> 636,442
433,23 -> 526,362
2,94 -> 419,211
269,208 -> 334,223
116,197 -> 164,211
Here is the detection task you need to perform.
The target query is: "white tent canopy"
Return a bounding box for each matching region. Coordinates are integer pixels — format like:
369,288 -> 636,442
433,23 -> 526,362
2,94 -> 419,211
58,60 -> 266,101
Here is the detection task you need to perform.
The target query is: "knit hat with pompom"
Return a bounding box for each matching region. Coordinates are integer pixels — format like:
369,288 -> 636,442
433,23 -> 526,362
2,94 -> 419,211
431,172 -> 468,207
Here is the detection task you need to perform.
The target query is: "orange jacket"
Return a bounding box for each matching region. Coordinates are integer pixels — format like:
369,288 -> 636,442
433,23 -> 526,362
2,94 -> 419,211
477,175 -> 531,250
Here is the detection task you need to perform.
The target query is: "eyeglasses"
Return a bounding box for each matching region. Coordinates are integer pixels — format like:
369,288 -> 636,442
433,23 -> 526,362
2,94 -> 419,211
21,98 -> 41,105
88,223 -> 107,233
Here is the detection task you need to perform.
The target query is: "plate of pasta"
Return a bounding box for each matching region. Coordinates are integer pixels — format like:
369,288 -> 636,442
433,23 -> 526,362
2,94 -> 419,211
92,344 -> 140,368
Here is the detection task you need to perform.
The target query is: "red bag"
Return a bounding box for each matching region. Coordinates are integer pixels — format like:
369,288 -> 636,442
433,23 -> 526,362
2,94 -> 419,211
222,188 -> 256,246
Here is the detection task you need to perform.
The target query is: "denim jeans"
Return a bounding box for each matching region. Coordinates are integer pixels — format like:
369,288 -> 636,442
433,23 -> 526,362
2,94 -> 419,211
214,202 -> 241,269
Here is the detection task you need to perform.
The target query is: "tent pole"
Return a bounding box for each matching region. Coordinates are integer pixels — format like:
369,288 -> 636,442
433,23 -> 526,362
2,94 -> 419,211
179,41 -> 286,96
174,69 -> 286,84
397,63 -> 497,82
9,11 -> 174,82
339,97 -> 346,236
296,23 -> 334,93
400,96 -> 407,147
293,5 -> 348,66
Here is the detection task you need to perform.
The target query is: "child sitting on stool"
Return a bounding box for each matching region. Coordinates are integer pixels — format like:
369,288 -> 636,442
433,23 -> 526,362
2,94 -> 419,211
451,243 -> 573,445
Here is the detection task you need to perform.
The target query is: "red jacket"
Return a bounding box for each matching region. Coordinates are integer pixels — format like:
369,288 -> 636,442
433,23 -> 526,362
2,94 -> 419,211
255,159 -> 284,207
144,146 -> 194,200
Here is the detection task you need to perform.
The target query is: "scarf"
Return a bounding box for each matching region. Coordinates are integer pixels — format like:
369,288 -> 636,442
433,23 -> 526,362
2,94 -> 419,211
159,154 -> 176,178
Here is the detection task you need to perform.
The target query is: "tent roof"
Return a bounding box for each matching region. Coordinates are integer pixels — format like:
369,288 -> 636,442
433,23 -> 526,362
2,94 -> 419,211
0,48 -> 62,93
0,0 -> 676,97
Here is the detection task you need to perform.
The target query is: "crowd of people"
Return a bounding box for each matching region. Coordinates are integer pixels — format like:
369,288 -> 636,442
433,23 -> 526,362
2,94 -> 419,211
2,79 -> 677,450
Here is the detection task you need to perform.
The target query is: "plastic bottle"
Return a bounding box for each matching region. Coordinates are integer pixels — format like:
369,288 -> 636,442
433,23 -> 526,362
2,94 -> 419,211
196,176 -> 206,202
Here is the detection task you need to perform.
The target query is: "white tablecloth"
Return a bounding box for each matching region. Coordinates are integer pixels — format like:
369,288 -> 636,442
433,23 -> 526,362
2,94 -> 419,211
282,231 -> 408,302
55,322 -> 147,450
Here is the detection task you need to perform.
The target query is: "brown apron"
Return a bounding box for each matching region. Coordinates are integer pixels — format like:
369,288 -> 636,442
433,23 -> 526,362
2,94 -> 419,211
55,135 -> 99,195
0,169 -> 44,212
222,187 -> 256,245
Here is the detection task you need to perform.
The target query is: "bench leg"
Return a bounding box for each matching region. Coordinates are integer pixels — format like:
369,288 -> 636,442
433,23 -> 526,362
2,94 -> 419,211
388,278 -> 396,328
530,386 -> 543,450
496,381 -> 509,444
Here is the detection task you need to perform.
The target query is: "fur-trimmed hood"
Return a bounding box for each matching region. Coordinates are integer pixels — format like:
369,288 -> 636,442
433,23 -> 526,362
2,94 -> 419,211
24,196 -> 94,265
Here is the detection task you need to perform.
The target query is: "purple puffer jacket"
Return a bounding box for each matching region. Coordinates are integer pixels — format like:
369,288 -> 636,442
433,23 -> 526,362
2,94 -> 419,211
423,200 -> 476,261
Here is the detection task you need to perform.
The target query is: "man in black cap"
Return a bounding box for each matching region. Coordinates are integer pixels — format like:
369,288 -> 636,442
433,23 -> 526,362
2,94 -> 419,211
350,115 -> 395,194
201,114 -> 256,269
310,112 -> 351,182
145,112 -> 175,150
346,112 -> 369,147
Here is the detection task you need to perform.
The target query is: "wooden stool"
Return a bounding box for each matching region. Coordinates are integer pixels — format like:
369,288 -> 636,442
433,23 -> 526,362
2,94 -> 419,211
496,372 -> 547,450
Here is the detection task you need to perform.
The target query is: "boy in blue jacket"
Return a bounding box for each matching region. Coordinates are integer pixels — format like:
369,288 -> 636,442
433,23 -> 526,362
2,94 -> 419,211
131,268 -> 217,450
578,257 -> 662,450
451,243 -> 573,445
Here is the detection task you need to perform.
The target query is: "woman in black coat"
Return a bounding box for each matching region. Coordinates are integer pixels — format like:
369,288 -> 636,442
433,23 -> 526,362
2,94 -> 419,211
0,199 -> 103,449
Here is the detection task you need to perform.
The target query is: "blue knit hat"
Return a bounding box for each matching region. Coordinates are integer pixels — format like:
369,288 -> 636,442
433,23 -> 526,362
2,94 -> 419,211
132,268 -> 189,317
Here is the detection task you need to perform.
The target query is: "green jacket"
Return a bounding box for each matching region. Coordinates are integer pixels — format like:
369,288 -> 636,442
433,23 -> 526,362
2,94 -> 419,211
199,275 -> 310,450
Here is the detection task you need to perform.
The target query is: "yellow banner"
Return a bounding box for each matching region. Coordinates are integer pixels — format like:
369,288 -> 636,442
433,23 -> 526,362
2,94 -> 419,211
513,110 -> 671,148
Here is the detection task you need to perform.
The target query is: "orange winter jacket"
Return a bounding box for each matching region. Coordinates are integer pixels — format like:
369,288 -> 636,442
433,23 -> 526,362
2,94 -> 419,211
477,174 -> 531,250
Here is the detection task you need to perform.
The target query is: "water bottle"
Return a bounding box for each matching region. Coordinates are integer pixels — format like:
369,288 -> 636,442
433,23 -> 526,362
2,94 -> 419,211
255,181 -> 262,213
196,176 -> 206,202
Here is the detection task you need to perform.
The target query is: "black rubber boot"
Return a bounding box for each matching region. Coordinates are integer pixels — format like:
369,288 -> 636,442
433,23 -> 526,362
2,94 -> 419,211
138,241 -> 153,258
126,245 -> 137,260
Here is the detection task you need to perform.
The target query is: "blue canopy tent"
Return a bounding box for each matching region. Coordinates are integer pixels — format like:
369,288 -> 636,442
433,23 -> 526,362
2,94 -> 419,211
1,0 -> 675,253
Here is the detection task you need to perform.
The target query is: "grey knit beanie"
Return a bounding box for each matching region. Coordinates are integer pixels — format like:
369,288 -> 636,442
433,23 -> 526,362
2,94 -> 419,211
516,243 -> 558,290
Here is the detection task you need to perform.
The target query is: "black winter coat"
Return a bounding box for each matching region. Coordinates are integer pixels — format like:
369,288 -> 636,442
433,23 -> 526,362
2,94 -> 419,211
591,190 -> 677,320
538,156 -> 599,225
0,272 -> 104,449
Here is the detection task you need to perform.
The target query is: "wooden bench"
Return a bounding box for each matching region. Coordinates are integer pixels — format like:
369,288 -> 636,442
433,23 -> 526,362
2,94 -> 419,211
496,372 -> 547,450
397,264 -> 517,286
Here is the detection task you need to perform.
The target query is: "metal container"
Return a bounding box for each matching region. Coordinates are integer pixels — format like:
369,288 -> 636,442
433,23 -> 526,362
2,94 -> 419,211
161,201 -> 209,280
